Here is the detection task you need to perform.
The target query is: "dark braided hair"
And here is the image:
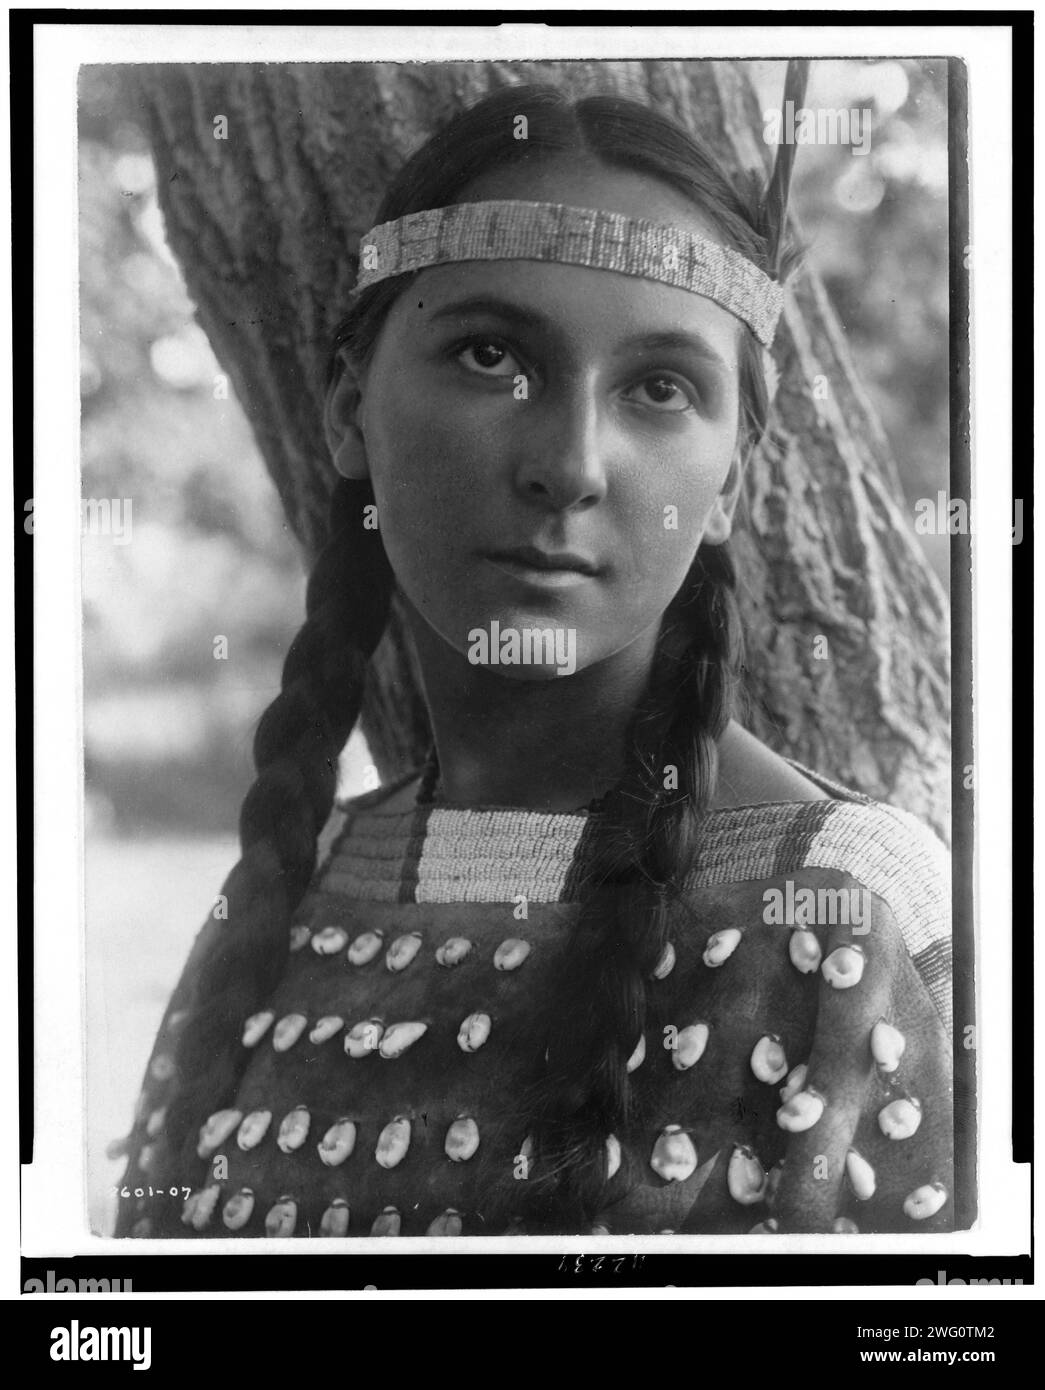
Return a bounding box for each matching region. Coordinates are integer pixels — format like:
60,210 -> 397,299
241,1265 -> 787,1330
156,83 -> 789,1203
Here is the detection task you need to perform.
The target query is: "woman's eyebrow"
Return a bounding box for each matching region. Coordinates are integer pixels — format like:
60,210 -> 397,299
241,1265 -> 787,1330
619,330 -> 730,376
426,295 -> 549,332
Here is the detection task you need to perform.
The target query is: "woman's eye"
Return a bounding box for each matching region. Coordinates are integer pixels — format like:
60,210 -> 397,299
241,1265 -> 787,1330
455,340 -> 521,378
626,374 -> 695,412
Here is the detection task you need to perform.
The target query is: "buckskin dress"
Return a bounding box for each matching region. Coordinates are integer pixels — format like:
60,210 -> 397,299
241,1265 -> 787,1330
112,763 -> 954,1238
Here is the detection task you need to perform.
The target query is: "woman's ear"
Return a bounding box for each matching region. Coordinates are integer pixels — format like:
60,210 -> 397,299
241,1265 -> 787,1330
702,453 -> 745,546
323,349 -> 370,480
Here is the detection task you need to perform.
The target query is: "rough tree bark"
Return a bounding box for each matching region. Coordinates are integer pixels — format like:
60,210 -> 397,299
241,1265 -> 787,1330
126,60 -> 950,840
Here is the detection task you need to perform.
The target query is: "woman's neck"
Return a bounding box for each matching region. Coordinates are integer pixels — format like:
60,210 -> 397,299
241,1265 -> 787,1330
405,605 -> 661,812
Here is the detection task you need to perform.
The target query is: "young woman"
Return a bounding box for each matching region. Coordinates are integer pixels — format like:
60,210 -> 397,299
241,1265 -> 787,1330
113,85 -> 953,1239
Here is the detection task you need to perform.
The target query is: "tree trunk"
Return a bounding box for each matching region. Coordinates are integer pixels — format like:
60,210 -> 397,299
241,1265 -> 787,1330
126,59 -> 950,840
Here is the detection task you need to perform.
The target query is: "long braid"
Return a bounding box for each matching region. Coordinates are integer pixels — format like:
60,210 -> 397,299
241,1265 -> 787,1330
515,542 -> 742,1227
161,478 -> 393,1162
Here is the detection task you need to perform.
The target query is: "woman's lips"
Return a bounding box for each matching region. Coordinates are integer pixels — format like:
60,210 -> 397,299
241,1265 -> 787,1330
482,548 -> 603,589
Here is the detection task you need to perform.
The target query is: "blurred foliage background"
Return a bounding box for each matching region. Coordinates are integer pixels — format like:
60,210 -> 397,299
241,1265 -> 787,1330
80,58 -> 950,1231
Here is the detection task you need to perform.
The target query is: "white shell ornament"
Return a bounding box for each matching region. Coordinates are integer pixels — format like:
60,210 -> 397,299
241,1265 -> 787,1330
605,1134 -> 622,1180
457,1012 -> 492,1053
379,1020 -> 429,1058
276,1105 -> 311,1153
344,1018 -> 384,1058
751,1033 -> 788,1084
445,1115 -> 481,1163
318,1118 -> 357,1167
309,1015 -> 344,1045
651,942 -> 676,979
222,1187 -> 255,1231
272,1013 -> 308,1052
821,944 -> 866,989
703,928 -> 742,967
237,1109 -> 272,1151
264,1196 -> 298,1238
625,1034 -> 646,1073
320,1199 -> 350,1237
427,1209 -> 463,1237
370,1206 -> 401,1236
776,1087 -> 826,1133
435,937 -> 473,967
386,932 -> 423,972
197,1108 -> 243,1158
672,1022 -> 709,1071
311,925 -> 349,956
375,1115 -> 412,1169
182,1184 -> 221,1231
494,938 -> 531,971
288,924 -> 311,952
870,1018 -> 906,1073
650,1124 -> 699,1182
779,1063 -> 808,1104
903,1182 -> 948,1221
788,929 -> 822,974
878,1095 -> 922,1140
241,1011 -> 275,1048
728,1144 -> 768,1205
347,929 -> 384,965
845,1148 -> 877,1201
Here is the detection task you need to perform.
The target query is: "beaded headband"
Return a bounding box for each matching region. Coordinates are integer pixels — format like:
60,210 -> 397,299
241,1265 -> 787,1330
354,199 -> 784,348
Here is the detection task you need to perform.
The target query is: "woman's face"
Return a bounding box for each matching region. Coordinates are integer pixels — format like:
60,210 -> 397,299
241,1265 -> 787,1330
352,156 -> 743,680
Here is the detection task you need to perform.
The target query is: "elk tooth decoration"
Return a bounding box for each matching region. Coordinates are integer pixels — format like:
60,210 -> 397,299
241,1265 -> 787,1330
265,1196 -> 298,1238
138,1144 -> 156,1173
320,1199 -> 350,1237
150,1054 -> 176,1082
651,942 -> 676,980
605,1134 -> 622,1180
309,1015 -> 344,1045
703,927 -> 742,967
427,1209 -> 463,1237
625,1034 -> 646,1073
878,1095 -> 922,1140
788,929 -> 822,974
222,1187 -> 255,1231
728,1144 -> 768,1205
779,1063 -> 808,1104
386,931 -> 423,972
436,937 -> 473,967
182,1184 -> 221,1232
241,1011 -> 275,1048
145,1106 -> 167,1139
276,1105 -> 311,1153
820,943 -> 866,989
237,1109 -> 273,1151
776,1087 -> 826,1133
272,1013 -> 308,1052
748,1218 -> 779,1234
903,1182 -> 948,1221
379,1020 -> 428,1058
288,925 -> 311,952
870,1018 -> 906,1074
751,1033 -> 789,1084
591,1224 -> 611,1236
650,1125 -> 699,1182
370,1206 -> 401,1236
832,1216 -> 859,1234
494,938 -> 531,971
672,1022 -> 709,1071
845,1148 -> 877,1201
311,925 -> 349,956
457,1011 -> 492,1053
344,1018 -> 385,1058
445,1115 -> 481,1163
131,1218 -> 153,1239
347,930 -> 384,966
318,1119 -> 357,1167
375,1115 -> 412,1169
196,1108 -> 243,1159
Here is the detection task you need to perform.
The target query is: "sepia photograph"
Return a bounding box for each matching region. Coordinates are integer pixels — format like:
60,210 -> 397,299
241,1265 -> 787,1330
82,50 -> 962,1245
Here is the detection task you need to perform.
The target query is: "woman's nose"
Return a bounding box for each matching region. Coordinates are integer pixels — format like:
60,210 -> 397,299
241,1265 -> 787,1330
512,383 -> 610,511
